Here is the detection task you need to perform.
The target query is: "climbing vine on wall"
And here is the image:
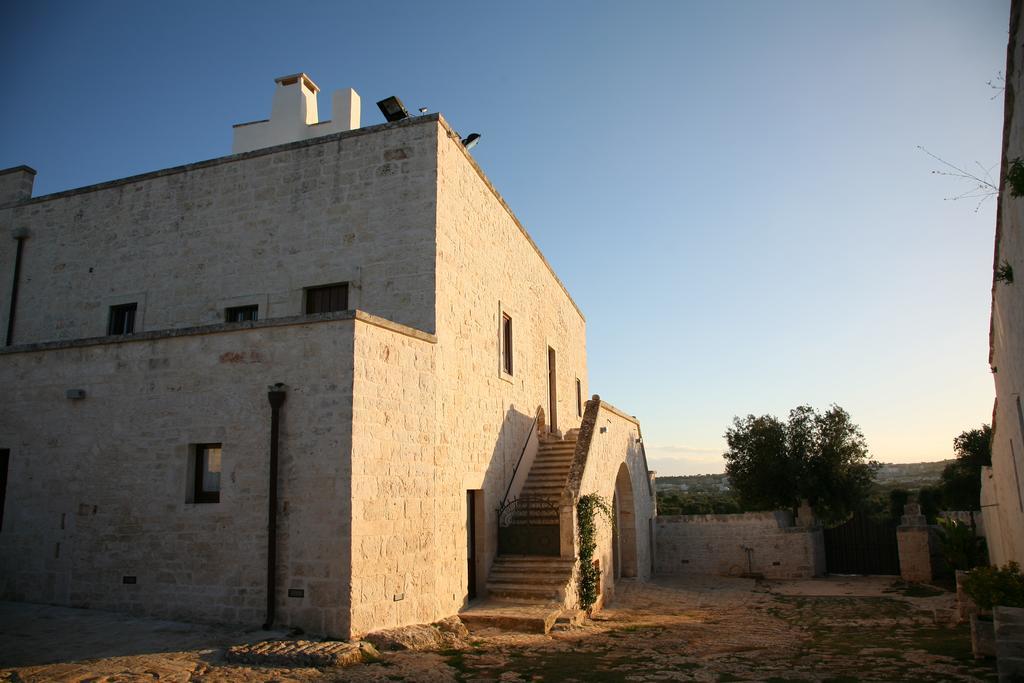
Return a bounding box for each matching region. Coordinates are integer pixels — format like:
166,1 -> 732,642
577,493 -> 613,611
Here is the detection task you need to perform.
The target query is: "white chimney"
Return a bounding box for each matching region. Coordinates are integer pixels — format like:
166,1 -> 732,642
270,73 -> 320,128
232,73 -> 362,154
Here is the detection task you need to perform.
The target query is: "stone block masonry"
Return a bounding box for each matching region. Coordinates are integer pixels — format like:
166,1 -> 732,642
0,315 -> 361,636
655,512 -> 825,579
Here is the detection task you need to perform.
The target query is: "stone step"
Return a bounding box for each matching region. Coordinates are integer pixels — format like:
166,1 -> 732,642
527,460 -> 569,470
525,471 -> 567,479
486,582 -> 566,602
520,484 -> 564,495
522,476 -> 566,485
459,601 -> 563,634
489,563 -> 572,577
488,572 -> 568,587
528,462 -> 569,470
523,476 -> 565,484
492,556 -> 574,568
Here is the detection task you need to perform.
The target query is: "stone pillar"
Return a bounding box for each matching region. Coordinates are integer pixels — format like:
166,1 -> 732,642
796,500 -> 817,527
0,166 -> 35,205
994,606 -> 1024,681
897,503 -> 933,583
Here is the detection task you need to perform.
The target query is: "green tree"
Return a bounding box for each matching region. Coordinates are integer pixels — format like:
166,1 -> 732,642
939,424 -> 992,510
723,405 -> 878,525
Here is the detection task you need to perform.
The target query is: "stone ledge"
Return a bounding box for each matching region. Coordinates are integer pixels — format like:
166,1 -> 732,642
0,309 -> 436,356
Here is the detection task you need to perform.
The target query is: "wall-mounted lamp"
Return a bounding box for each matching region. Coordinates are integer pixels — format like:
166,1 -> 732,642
461,133 -> 481,150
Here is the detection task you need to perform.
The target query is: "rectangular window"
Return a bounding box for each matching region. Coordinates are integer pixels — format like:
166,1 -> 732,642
108,303 -> 137,335
225,305 -> 259,322
501,313 -> 514,375
193,443 -> 222,504
305,283 -> 349,314
576,378 -> 583,417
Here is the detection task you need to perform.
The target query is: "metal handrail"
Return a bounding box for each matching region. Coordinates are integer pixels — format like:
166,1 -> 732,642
500,411 -> 540,507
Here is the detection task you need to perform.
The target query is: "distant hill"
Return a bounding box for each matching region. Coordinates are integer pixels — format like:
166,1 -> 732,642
656,460 -> 953,493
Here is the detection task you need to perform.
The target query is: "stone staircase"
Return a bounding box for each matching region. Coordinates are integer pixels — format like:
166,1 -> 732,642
514,435 -> 576,509
485,555 -> 575,602
461,433 -> 580,634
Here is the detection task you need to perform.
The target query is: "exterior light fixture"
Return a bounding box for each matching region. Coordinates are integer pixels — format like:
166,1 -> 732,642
462,133 -> 481,150
376,96 -> 410,122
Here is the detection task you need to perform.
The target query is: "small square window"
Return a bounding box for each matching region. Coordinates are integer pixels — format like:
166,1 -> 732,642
193,443 -> 221,504
305,283 -> 349,314
108,303 -> 137,335
501,313 -> 514,376
226,305 -> 259,322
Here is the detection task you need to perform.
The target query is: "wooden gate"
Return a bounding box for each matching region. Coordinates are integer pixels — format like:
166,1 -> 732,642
824,513 -> 900,575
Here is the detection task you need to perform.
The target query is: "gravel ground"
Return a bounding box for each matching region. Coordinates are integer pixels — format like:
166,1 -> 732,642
0,575 -> 998,682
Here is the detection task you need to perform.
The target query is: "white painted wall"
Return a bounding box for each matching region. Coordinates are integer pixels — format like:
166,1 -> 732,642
232,74 -> 362,154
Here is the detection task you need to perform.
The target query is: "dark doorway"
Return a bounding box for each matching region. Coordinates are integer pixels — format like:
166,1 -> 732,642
0,449 -> 8,532
467,490 -> 478,600
547,347 -> 558,433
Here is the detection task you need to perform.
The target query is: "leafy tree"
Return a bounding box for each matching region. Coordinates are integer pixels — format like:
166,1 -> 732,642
939,424 -> 992,510
723,404 -> 878,525
888,488 -> 911,521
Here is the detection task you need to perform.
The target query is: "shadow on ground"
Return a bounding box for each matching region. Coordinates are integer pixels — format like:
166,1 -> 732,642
0,601 -> 282,668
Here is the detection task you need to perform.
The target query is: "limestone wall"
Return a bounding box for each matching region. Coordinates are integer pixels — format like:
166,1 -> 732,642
655,512 -> 825,579
0,316 -> 359,636
0,118 -> 439,344
985,0 -> 1024,566
572,400 -> 656,605
348,318 -> 439,636
432,121 -> 590,606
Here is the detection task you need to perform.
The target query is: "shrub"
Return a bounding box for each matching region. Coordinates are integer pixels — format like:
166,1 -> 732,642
935,517 -> 986,571
962,562 -> 1024,611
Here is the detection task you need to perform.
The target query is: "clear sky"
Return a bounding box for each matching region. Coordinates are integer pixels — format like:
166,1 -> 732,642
0,1 -> 1009,475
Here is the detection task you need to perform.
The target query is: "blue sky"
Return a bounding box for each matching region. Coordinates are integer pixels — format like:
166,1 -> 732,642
0,1 -> 1009,474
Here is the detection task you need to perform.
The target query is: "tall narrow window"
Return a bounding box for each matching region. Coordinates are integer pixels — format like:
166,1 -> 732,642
226,305 -> 259,322
193,443 -> 222,504
108,303 -> 137,335
576,378 -> 583,417
501,313 -> 514,375
305,283 -> 349,314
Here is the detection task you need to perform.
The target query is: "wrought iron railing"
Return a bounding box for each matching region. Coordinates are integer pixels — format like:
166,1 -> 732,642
497,495 -> 561,556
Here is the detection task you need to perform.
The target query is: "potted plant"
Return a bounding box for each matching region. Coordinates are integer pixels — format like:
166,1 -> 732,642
961,562 -> 1024,658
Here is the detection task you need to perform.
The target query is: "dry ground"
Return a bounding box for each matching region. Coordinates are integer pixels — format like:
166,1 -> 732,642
0,576 -> 998,682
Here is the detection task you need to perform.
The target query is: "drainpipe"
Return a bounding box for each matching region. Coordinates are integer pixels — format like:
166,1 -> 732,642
263,383 -> 287,630
5,228 -> 28,346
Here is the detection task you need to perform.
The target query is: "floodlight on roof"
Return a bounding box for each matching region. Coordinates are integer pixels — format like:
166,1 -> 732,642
461,133 -> 481,150
376,96 -> 410,122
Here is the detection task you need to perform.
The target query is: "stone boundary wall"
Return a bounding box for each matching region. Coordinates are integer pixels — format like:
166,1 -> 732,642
655,512 -> 825,579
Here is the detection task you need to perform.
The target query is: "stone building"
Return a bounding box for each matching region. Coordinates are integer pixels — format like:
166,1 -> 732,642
0,74 -> 656,638
983,1 -> 1024,566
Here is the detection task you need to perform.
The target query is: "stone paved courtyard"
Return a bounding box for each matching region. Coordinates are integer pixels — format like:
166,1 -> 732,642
0,576 -> 998,682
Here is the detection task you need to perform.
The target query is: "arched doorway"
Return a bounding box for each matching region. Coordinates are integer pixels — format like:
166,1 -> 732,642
612,462 -> 638,579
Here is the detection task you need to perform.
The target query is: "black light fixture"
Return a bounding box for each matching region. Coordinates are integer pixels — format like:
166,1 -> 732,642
377,96 -> 410,122
462,133 -> 481,150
